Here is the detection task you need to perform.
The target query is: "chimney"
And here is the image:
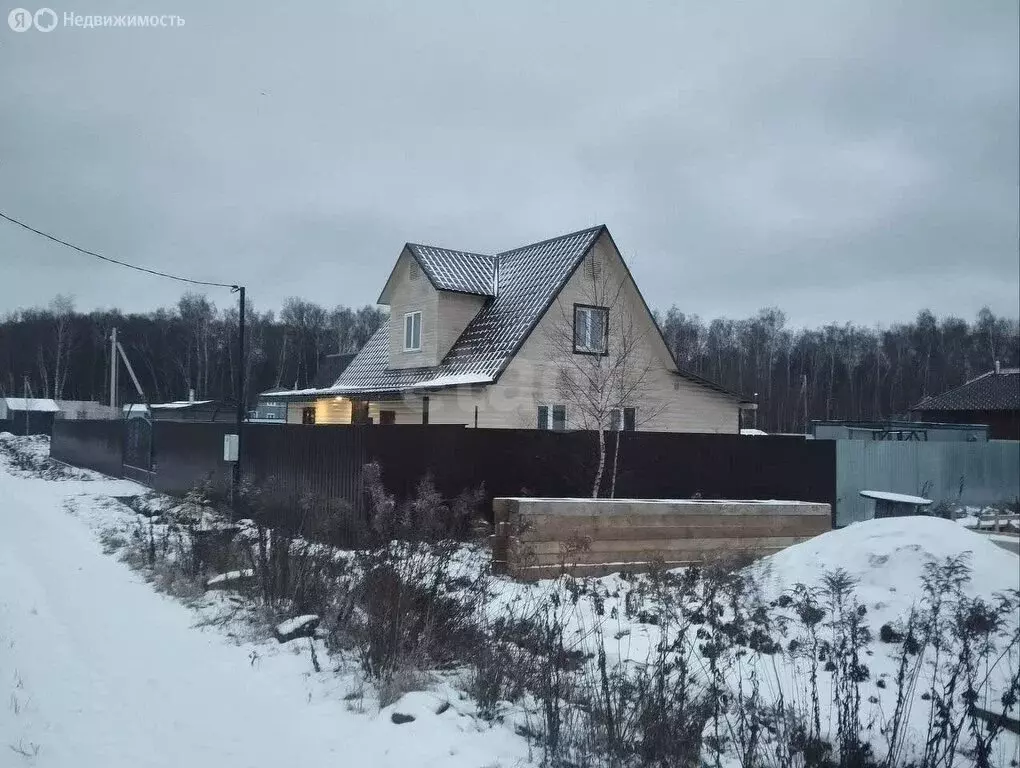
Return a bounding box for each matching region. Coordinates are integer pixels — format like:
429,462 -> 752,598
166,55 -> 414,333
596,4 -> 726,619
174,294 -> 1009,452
995,360 -> 1001,374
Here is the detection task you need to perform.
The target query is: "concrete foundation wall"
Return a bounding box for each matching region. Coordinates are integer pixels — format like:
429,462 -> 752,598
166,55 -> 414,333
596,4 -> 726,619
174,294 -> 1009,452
492,497 -> 831,579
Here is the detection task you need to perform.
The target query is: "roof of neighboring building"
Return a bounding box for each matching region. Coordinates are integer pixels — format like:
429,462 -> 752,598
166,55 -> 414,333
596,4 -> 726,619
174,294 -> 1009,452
122,400 -> 217,413
2,397 -> 61,412
264,225 -> 743,400
912,368 -> 1020,412
310,353 -> 357,389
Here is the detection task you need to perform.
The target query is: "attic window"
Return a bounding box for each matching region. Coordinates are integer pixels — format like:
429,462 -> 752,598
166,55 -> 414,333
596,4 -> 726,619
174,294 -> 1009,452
588,255 -> 601,283
409,260 -> 420,281
573,304 -> 608,355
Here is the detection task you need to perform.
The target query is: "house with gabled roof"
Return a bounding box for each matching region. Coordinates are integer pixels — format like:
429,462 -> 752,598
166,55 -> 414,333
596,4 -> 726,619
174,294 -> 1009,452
262,225 -> 751,431
911,363 -> 1020,440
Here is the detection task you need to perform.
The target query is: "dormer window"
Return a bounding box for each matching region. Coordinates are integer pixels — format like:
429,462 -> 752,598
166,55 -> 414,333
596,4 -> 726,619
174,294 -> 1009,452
403,311 -> 422,352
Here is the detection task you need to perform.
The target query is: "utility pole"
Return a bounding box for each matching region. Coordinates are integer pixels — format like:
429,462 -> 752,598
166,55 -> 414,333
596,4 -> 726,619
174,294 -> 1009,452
232,286 -> 246,505
110,327 -> 119,411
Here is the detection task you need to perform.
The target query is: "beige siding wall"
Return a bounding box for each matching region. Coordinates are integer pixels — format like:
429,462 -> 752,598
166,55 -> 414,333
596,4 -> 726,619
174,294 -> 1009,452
368,397 -> 426,425
483,232 -> 737,433
386,249 -> 440,369
284,399 -> 353,424
436,292 -> 486,361
314,397 -> 353,425
286,402 -> 311,424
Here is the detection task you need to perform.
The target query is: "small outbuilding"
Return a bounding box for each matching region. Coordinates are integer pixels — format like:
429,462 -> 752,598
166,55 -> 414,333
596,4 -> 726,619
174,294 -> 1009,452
0,397 -> 61,435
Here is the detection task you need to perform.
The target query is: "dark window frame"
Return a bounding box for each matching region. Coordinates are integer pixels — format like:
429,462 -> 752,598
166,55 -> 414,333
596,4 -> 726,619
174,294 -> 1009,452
538,403 -> 567,431
572,303 -> 609,356
610,407 -> 637,432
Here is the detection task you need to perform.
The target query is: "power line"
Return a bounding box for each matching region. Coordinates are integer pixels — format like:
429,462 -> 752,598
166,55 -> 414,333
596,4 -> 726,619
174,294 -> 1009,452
0,209 -> 238,289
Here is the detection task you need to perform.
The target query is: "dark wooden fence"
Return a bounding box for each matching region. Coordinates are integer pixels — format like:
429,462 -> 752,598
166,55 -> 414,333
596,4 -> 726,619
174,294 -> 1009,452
0,414 -> 56,437
51,422 -> 837,535
49,419 -> 125,476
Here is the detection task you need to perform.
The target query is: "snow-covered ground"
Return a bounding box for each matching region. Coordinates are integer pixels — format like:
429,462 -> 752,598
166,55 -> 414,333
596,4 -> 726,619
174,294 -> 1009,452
745,516 -> 1020,764
2,432 -> 1018,766
0,434 -> 531,768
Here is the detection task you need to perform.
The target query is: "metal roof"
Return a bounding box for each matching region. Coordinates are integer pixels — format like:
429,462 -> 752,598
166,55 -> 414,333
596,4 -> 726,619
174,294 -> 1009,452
261,226 -> 602,397
407,244 -> 496,297
912,369 -> 1020,412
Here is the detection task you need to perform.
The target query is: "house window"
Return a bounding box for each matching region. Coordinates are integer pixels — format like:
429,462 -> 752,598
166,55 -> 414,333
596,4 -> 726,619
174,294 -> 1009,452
610,407 -> 637,431
403,311 -> 422,351
573,305 -> 608,355
301,406 -> 316,425
538,404 -> 566,431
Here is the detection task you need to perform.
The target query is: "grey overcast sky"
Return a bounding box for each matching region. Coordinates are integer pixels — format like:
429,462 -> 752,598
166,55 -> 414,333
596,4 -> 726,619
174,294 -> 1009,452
1,1 -> 1017,327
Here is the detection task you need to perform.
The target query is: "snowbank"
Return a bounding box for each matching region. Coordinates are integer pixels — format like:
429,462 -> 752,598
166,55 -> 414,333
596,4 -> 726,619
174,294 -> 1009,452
754,515 -> 1020,600
738,516 -> 1020,765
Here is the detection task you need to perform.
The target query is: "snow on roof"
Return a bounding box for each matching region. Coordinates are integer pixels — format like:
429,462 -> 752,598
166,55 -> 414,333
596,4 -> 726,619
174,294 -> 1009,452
859,490 -> 933,505
149,400 -> 216,410
2,397 -> 61,412
261,224 -> 743,401
407,244 -> 496,297
330,226 -> 605,395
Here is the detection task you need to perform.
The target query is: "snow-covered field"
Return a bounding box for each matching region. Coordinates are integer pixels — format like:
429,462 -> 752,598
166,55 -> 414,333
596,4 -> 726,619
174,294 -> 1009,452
2,432 -> 1018,767
0,435 -> 531,767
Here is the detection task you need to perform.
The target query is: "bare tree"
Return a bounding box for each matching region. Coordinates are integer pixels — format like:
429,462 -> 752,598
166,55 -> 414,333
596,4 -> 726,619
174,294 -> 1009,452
51,294 -> 76,400
546,255 -> 665,497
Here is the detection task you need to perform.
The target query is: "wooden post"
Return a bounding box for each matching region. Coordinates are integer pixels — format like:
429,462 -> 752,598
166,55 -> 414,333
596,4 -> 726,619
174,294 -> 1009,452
23,374 -> 29,436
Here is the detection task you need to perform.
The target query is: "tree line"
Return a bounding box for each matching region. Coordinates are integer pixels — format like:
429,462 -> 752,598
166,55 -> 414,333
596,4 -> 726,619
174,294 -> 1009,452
0,294 -> 385,407
657,306 -> 1019,432
1,294 -> 1016,433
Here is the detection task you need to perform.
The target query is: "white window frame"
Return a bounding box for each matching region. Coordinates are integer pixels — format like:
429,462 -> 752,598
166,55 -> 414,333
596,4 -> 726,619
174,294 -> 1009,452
573,305 -> 608,355
403,311 -> 422,352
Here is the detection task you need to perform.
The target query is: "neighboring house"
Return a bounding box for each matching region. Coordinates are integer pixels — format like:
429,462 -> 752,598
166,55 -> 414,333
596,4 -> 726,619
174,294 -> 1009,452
262,224 -> 750,431
910,363 -> 1020,440
256,353 -> 357,424
0,397 -> 61,435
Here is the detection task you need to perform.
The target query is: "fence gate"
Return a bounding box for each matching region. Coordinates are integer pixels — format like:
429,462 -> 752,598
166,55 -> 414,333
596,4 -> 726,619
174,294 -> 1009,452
123,414 -> 154,484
